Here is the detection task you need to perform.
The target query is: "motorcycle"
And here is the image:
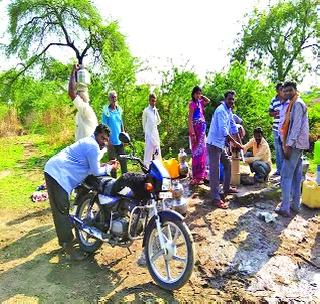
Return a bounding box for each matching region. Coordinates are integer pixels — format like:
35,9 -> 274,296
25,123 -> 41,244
70,132 -> 195,290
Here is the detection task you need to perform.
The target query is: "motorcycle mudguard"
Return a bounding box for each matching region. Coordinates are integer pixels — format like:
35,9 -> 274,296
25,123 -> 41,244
142,210 -> 184,247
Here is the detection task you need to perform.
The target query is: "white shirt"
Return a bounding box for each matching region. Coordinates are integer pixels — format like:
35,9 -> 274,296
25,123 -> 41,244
73,95 -> 98,141
142,105 -> 161,146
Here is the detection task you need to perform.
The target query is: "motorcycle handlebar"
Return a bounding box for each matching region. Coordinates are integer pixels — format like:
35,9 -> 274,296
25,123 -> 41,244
118,154 -> 148,174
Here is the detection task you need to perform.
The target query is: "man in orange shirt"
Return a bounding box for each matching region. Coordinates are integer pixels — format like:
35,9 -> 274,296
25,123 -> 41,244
243,127 -> 272,183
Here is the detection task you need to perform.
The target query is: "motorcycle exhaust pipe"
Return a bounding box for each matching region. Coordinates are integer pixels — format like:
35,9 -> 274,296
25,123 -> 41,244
69,215 -> 108,241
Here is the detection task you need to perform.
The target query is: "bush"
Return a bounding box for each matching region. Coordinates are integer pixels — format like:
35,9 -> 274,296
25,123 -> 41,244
302,89 -> 320,142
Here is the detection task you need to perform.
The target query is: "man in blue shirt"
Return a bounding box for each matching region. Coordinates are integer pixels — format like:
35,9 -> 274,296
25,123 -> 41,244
207,91 -> 243,209
44,124 -> 119,260
102,90 -> 127,178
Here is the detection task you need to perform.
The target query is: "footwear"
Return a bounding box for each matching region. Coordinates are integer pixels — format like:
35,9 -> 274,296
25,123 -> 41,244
190,179 -> 204,185
290,205 -> 301,213
62,242 -> 86,261
225,187 -> 238,194
275,208 -> 291,218
213,199 -> 229,209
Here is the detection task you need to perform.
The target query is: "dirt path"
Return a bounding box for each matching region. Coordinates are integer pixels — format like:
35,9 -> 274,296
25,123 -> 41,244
0,188 -> 319,303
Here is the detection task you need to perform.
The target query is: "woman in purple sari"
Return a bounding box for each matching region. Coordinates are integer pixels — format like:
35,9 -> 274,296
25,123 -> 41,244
188,86 -> 210,185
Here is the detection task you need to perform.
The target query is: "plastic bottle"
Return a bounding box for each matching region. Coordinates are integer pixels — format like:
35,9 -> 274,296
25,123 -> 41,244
76,65 -> 91,87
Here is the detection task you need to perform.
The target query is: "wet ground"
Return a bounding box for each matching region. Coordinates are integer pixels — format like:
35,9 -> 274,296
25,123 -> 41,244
0,178 -> 319,303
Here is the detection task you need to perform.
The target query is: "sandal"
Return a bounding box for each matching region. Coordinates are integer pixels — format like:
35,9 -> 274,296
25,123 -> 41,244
225,187 -> 239,194
213,199 -> 229,209
190,179 -> 204,185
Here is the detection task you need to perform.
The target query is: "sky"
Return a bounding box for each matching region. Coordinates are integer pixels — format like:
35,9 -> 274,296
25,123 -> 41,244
95,0 -> 275,85
0,0 -> 318,89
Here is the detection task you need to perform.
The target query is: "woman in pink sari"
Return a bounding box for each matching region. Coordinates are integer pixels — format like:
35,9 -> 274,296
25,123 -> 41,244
188,86 -> 210,185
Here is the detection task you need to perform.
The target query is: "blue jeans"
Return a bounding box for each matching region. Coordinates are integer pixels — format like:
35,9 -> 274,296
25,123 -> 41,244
280,147 -> 303,212
245,152 -> 271,180
251,161 -> 271,180
273,130 -> 283,174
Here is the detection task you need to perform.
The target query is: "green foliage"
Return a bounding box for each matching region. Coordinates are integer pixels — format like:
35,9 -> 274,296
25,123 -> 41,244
302,88 -> 320,141
4,0 -> 126,79
203,62 -> 275,144
158,67 -> 200,156
0,104 -> 9,120
232,0 -> 320,82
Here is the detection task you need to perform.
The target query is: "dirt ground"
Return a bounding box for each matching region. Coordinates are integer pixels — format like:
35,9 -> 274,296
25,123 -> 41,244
0,182 -> 319,303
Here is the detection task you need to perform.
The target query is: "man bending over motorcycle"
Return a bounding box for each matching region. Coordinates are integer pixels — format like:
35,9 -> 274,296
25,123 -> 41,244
44,124 -> 119,260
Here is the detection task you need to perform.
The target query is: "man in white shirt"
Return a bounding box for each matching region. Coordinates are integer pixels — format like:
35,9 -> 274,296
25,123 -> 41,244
68,64 -> 98,141
142,93 -> 161,166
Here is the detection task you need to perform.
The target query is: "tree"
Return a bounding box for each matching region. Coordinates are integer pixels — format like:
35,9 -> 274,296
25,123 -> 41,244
4,0 -> 126,78
203,62 -> 275,144
158,67 -> 200,156
232,0 -> 320,82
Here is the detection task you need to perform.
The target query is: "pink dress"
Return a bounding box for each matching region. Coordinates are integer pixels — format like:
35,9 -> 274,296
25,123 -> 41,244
189,99 -> 207,181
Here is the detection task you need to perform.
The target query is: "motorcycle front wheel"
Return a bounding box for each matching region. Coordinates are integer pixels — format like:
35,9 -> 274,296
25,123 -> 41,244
144,219 -> 194,290
75,193 -> 105,253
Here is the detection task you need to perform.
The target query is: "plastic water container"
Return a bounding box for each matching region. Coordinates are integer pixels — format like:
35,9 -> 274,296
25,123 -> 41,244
163,159 -> 180,179
220,162 -> 224,182
302,180 -> 320,208
314,140 -> 320,165
76,66 -> 91,87
205,163 -> 224,182
316,165 -> 320,186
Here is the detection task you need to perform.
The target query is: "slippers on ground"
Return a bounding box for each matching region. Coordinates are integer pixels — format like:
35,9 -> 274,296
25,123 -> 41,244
214,199 -> 229,209
190,179 -> 204,186
225,187 -> 239,195
275,207 -> 291,217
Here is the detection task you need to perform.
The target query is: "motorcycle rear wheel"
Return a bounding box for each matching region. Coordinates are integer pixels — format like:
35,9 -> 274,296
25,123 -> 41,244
75,193 -> 105,253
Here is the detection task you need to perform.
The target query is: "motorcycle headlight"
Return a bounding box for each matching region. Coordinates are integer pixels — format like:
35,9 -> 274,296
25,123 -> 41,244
162,178 -> 171,191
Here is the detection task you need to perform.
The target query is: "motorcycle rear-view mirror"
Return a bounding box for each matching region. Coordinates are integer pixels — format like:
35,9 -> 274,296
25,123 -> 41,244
119,132 -> 131,144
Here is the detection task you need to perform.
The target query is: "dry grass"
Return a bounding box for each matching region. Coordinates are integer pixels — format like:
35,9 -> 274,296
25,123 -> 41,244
0,108 -> 23,137
40,106 -> 74,145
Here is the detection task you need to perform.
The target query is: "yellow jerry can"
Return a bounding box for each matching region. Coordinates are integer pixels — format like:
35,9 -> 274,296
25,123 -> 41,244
302,181 -> 320,209
162,159 -> 180,179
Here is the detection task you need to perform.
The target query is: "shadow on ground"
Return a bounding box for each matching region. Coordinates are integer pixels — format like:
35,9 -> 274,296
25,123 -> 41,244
0,224 -> 55,262
6,207 -> 51,226
105,282 -> 177,303
0,250 -> 121,303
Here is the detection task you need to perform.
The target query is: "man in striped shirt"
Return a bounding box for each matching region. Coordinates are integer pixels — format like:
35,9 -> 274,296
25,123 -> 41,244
269,83 -> 285,175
